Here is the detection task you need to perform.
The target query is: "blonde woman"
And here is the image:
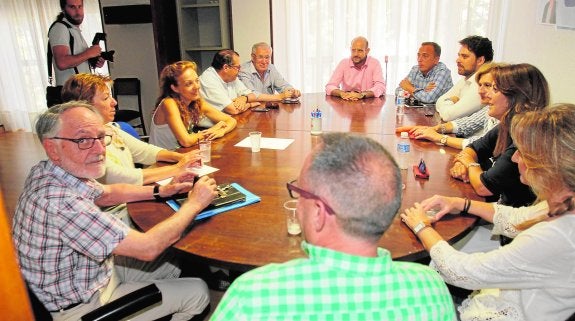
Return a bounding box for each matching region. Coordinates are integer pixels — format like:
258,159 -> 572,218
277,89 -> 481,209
62,73 -> 200,186
401,104 -> 575,321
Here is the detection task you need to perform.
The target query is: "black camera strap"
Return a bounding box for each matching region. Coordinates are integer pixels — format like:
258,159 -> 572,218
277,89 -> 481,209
46,20 -> 78,86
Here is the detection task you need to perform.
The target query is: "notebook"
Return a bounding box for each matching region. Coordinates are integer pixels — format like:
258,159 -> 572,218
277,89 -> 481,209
166,183 -> 260,220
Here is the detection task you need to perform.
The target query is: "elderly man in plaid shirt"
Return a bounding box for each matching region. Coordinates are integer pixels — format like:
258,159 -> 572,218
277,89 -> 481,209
398,42 -> 453,104
12,102 -> 218,320
210,133 -> 456,321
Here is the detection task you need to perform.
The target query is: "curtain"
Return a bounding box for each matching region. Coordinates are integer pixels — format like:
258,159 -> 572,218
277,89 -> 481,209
271,0 -> 508,94
0,0 -> 107,132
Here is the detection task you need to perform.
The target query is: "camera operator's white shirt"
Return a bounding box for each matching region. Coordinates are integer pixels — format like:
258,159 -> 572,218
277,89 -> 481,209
48,17 -> 91,86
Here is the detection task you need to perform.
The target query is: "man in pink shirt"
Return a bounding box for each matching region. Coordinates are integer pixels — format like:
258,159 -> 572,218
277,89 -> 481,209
325,36 -> 386,101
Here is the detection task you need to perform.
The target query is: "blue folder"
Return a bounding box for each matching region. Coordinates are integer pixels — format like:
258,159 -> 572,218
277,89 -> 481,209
166,183 -> 260,220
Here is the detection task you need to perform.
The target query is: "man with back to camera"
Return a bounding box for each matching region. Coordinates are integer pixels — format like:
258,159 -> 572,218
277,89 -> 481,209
325,36 -> 386,101
397,42 -> 453,104
199,49 -> 261,115
48,0 -> 105,86
12,101 -> 218,320
435,35 -> 493,121
239,42 -> 302,102
210,132 -> 456,320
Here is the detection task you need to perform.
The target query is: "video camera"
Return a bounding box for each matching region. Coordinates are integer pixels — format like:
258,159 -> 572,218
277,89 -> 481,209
88,32 -> 115,68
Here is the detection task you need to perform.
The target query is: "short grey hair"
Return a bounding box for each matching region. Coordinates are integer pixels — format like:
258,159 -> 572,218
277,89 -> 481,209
251,42 -> 272,54
306,132 -> 402,242
36,101 -> 98,141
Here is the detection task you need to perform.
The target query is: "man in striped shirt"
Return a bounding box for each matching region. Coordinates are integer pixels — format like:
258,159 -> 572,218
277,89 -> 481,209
398,42 -> 453,104
210,133 -> 456,321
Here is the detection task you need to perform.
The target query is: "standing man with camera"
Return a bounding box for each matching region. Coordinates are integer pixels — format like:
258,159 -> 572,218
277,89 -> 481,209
48,0 -> 104,86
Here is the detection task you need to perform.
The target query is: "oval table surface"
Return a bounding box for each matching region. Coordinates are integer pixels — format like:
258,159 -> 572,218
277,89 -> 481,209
128,93 -> 481,272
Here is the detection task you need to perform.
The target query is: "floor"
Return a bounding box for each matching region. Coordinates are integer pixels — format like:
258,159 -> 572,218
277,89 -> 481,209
206,289 -> 225,319
180,258 -> 239,320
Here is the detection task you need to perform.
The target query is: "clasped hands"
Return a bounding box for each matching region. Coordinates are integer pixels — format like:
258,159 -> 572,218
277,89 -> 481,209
450,152 -> 476,183
198,121 -> 228,141
232,97 -> 260,113
400,195 -> 464,234
340,91 -> 365,101
282,88 -> 301,99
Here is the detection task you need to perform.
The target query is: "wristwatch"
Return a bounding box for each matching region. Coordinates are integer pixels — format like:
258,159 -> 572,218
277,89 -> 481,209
358,92 -> 366,99
153,185 -> 162,200
467,162 -> 481,169
412,221 -> 430,234
439,135 -> 448,146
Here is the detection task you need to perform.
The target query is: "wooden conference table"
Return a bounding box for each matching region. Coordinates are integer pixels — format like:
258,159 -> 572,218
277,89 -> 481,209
128,93 -> 480,272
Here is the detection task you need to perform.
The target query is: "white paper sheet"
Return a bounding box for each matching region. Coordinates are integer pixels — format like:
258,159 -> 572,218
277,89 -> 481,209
234,137 -> 294,150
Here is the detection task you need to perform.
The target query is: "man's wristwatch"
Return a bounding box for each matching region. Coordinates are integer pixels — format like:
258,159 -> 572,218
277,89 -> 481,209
439,135 -> 448,146
153,185 -> 162,200
412,221 -> 431,234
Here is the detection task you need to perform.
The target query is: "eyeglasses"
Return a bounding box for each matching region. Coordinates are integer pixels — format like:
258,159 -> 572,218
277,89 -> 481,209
255,55 -> 271,61
49,134 -> 113,150
227,64 -> 241,71
286,179 -> 336,215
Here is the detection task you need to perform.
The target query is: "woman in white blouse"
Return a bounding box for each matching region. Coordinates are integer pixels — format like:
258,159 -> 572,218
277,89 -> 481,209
401,104 -> 575,321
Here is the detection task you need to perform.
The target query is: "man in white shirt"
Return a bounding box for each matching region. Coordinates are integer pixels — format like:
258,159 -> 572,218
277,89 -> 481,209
435,35 -> 493,121
199,49 -> 259,115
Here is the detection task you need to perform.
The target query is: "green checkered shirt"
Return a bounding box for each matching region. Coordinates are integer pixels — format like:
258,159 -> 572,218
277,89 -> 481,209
210,242 -> 456,320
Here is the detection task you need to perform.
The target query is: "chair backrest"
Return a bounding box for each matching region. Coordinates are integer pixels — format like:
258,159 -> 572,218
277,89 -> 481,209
113,77 -> 140,96
116,121 -> 140,139
112,78 -> 146,136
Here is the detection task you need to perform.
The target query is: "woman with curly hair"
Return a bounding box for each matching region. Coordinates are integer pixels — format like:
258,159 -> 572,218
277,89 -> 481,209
150,60 -> 236,149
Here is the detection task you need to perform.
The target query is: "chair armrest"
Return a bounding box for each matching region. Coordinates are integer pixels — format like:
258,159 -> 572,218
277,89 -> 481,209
81,283 -> 162,321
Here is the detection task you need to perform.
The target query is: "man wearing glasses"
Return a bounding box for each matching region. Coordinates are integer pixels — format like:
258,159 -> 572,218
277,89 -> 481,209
199,49 -> 260,115
238,42 -> 301,102
211,133 -> 456,320
13,102 -> 218,320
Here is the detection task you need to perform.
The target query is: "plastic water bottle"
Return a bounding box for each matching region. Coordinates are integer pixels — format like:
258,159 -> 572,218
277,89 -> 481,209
396,88 -> 405,115
397,131 -> 411,170
311,108 -> 323,135
396,88 -> 405,106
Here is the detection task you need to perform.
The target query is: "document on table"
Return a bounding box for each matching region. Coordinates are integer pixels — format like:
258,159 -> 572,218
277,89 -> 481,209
156,164 -> 219,186
235,137 -> 294,150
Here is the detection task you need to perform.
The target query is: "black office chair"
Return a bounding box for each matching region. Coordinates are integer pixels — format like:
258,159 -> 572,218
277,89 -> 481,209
28,283 -> 162,321
113,78 -> 147,136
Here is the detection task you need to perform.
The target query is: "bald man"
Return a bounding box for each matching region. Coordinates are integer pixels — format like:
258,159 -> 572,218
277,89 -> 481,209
325,36 -> 386,101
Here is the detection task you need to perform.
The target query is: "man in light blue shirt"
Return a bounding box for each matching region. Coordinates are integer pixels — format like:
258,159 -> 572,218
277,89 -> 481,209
398,42 -> 453,104
239,42 -> 301,102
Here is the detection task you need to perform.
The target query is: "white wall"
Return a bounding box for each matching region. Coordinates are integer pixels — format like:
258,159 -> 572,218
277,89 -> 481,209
99,0 -> 575,121
500,0 -> 575,103
100,0 -> 158,133
230,0 -> 272,61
